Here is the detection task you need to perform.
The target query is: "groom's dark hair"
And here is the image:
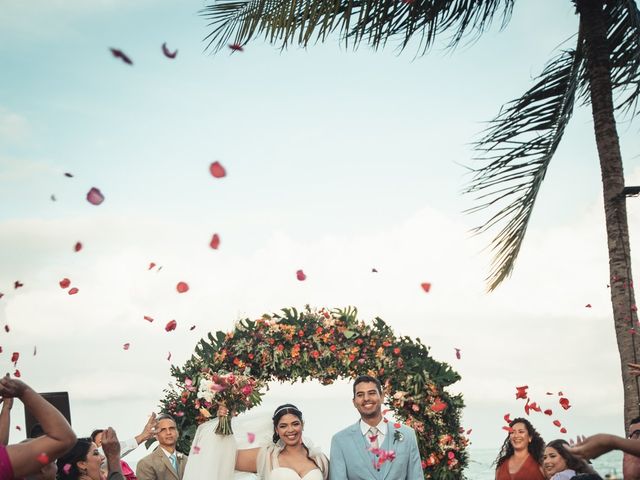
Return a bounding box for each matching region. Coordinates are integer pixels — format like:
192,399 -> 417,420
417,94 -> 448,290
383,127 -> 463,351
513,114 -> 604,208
352,375 -> 382,397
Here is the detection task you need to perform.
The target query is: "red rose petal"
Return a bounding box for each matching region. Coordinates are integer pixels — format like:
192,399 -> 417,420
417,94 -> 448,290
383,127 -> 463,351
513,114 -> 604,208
544,409 -> 552,416
420,282 -> 431,293
36,453 -> 49,465
296,270 -> 306,281
4,325 -> 9,333
0,293 -> 3,299
372,268 -> 378,273
123,343 -> 130,350
11,352 -> 19,365
15,425 -> 21,431
14,370 -> 20,378
14,281 -> 23,289
74,242 -> 82,252
176,282 -> 189,293
162,42 -> 178,59
504,413 -> 511,424
553,420 -> 561,427
189,325 -> 196,331
228,43 -> 244,52
165,320 -> 177,332
559,397 -> 571,410
68,287 -> 79,295
86,187 -> 105,205
192,446 -> 201,454
585,303 -> 592,308
59,278 -> 71,289
455,348 -> 461,360
502,426 -> 513,433
515,385 -> 528,400
143,316 -> 154,322
209,161 -> 226,178
560,427 -> 567,434
466,428 -> 472,435
148,262 -> 156,270
64,172 -> 73,178
167,351 -> 172,361
210,233 -> 221,249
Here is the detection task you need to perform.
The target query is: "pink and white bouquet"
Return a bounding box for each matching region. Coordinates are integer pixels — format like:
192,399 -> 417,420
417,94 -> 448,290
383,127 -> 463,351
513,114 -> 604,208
196,371 -> 264,435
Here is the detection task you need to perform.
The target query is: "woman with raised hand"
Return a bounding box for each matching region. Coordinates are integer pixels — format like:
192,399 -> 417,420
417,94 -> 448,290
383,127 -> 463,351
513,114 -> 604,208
57,427 -> 126,480
495,417 -> 545,480
183,403 -> 329,480
0,375 -> 76,479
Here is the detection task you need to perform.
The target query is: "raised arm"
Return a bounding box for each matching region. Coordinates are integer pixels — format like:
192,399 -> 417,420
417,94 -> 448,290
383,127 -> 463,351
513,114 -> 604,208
102,427 -> 124,480
0,398 -> 13,446
3,376 -> 76,478
568,433 -> 640,459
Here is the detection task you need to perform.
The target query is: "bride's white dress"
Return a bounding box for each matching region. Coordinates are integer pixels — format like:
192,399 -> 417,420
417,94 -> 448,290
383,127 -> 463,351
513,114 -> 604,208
182,415 -> 328,480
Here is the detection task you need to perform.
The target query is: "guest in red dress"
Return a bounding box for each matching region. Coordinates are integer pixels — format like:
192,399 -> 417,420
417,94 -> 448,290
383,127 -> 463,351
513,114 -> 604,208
495,418 -> 545,480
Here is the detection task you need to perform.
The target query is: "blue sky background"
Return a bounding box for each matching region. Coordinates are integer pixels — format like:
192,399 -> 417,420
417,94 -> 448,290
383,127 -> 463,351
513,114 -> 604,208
1,0 -> 640,474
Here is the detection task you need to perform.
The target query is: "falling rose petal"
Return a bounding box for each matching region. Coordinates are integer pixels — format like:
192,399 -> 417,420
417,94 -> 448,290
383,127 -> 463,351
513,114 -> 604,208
515,385 -> 528,400
455,348 -> 461,360
11,352 -> 19,365
36,453 -> 49,465
228,43 -> 244,52
148,262 -> 156,270
585,303 -> 592,308
4,325 -> 9,333
161,42 -> 178,59
189,325 -> 196,331
33,346 -> 36,356
50,194 -> 56,202
466,429 -> 472,435
143,315 -> 154,322
524,398 -> 531,416
559,397 -> 571,410
502,426 -> 513,433
0,347 -> 3,353
544,409 -> 553,416
109,48 -> 133,65
192,446 -> 201,454
64,172 -> 73,178
15,425 -> 21,431
247,432 -> 256,444
296,270 -> 307,281
176,282 -> 189,293
0,293 -> 3,299
209,161 -> 226,178
68,287 -> 79,295
558,391 -> 564,396
123,343 -> 130,350
553,420 -> 562,427
420,282 -> 431,293
63,464 -> 72,475
14,370 -> 20,378
59,278 -> 71,289
167,351 -> 172,361
560,427 -> 567,434
74,242 -> 83,252
165,320 -> 177,332
546,392 -> 554,395
528,402 -> 541,413
210,233 -> 221,250
504,413 -> 511,424
86,187 -> 105,205
14,281 -> 23,289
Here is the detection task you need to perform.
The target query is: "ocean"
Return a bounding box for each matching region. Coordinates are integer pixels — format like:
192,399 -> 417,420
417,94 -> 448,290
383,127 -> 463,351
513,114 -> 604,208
465,448 -> 623,479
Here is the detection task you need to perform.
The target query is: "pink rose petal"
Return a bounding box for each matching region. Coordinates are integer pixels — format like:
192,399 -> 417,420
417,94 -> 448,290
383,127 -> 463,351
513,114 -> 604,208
209,161 -> 226,178
86,187 -> 105,205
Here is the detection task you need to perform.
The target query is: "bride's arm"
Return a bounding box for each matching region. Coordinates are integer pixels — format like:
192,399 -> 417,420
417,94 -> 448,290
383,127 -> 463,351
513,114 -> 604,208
235,447 -> 260,473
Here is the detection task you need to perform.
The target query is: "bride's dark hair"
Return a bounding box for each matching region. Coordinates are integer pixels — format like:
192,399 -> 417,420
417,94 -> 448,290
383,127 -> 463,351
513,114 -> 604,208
272,403 -> 303,444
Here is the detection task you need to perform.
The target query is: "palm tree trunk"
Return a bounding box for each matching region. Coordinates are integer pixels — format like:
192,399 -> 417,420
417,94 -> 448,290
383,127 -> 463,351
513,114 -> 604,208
578,0 -> 640,429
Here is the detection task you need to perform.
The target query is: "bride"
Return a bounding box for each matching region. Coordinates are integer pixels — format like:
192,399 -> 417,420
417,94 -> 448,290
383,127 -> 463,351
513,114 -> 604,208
183,403 -> 329,480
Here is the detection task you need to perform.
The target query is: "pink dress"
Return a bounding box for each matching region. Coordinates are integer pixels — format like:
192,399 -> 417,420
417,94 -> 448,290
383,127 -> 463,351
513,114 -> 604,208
0,445 -> 14,480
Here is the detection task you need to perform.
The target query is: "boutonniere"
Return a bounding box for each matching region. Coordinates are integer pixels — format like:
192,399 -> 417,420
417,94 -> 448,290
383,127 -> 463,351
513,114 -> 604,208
176,452 -> 184,460
393,430 -> 404,443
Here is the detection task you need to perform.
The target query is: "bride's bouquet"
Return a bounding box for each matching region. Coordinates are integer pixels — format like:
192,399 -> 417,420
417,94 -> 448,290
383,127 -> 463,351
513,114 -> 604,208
197,371 -> 264,435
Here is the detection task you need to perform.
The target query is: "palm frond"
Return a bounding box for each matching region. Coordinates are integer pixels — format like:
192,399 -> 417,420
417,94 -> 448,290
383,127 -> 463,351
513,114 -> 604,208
467,42 -> 585,291
200,0 -> 515,55
605,0 -> 640,115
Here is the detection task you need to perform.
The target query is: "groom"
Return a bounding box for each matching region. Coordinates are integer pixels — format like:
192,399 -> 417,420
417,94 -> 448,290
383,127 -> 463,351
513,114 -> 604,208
330,375 -> 423,480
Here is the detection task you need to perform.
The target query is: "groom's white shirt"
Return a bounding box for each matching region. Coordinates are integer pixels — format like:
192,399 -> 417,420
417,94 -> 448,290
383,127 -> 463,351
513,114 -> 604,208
359,419 -> 387,447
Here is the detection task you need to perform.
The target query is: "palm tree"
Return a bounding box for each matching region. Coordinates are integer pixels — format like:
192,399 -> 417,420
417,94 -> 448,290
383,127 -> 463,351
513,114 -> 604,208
200,0 -> 640,427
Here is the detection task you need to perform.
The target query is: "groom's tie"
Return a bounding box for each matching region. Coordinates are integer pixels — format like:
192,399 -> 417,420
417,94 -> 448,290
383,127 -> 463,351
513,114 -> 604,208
170,452 -> 178,472
368,426 -> 379,449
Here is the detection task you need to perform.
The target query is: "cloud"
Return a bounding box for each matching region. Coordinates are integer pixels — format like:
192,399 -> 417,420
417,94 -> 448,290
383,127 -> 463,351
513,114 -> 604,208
0,107 -> 29,144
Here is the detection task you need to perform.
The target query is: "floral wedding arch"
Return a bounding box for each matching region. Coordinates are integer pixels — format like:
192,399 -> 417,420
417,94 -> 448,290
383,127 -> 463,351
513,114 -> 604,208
158,306 -> 469,479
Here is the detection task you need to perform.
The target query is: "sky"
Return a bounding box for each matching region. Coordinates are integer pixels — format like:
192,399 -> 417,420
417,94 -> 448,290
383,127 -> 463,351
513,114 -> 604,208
1,0 -> 640,471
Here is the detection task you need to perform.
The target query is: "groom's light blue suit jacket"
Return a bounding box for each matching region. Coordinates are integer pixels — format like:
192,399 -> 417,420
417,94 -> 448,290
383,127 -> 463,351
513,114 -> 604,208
329,421 -> 423,480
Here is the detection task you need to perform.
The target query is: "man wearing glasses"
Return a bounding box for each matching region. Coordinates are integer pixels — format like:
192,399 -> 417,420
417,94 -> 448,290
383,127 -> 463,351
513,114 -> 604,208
625,417 -> 640,480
